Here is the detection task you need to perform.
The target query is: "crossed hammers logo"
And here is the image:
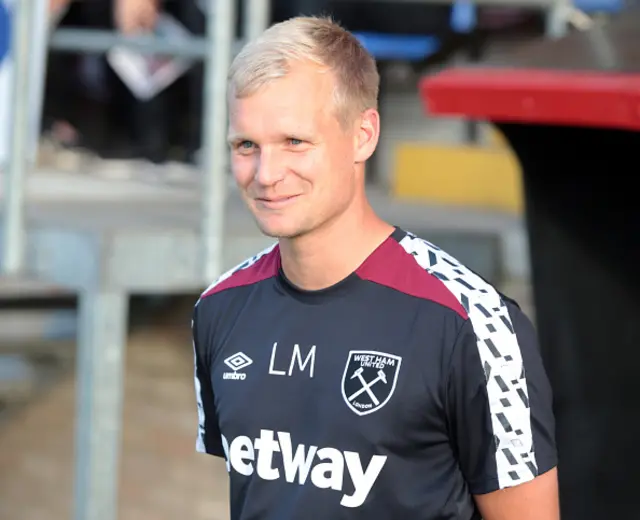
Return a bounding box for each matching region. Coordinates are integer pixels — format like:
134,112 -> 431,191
348,366 -> 388,406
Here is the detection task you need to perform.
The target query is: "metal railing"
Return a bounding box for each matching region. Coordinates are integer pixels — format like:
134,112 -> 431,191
4,2 -> 269,520
4,0 -> 270,281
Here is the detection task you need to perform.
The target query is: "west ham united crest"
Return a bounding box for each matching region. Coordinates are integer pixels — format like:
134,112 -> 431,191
341,350 -> 402,416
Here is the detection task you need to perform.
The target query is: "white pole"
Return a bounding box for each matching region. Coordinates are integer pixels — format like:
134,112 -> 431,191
201,0 -> 236,282
3,0 -> 34,274
243,0 -> 270,42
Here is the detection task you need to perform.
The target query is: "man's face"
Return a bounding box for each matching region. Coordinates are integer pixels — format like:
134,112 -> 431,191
228,63 -> 368,239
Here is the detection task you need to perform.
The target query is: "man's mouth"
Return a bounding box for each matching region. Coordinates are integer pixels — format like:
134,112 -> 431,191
254,195 -> 300,209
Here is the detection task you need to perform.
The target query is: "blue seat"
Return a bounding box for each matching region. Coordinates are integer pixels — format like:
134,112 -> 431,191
354,33 -> 441,61
354,2 -> 477,62
0,1 -> 11,65
573,0 -> 623,12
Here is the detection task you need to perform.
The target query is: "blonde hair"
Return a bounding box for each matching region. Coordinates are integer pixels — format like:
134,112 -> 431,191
228,16 -> 379,126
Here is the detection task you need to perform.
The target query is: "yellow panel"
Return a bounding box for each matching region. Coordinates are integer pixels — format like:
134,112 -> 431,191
487,126 -> 510,149
392,143 -> 523,214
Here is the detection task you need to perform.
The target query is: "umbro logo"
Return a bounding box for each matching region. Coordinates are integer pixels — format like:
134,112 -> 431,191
223,352 -> 253,380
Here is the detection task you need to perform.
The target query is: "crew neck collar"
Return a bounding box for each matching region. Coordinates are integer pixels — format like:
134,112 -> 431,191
275,226 -> 407,304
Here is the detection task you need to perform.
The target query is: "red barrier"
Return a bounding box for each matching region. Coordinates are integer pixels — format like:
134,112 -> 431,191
420,68 -> 640,130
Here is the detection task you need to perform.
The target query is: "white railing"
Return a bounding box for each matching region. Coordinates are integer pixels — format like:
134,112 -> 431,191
3,3 -> 268,520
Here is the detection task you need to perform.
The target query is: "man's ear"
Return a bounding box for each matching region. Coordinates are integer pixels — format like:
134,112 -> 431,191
353,108 -> 381,164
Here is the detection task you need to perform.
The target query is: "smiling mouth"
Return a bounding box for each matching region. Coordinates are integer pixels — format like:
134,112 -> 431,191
255,195 -> 300,208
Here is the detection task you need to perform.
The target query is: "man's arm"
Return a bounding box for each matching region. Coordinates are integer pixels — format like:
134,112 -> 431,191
192,302 -> 226,458
474,467 -> 559,520
446,298 -> 559,520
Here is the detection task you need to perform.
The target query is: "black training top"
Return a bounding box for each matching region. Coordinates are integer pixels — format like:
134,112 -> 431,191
192,227 -> 557,520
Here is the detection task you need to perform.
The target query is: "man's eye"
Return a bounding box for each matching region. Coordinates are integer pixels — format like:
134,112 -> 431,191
288,138 -> 303,146
239,141 -> 254,149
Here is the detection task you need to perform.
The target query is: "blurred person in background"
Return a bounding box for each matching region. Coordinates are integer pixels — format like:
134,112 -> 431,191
45,0 -> 160,160
42,0 -> 459,167
192,15 -> 559,520
44,0 -> 208,165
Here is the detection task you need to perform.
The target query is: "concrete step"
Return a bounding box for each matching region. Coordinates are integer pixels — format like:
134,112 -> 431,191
0,345 -> 75,427
0,355 -> 36,402
375,69 -> 522,214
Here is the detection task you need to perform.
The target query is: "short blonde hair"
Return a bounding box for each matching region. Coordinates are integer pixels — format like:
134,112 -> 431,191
228,16 -> 379,126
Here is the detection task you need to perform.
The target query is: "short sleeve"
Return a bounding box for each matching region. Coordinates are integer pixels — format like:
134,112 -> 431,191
192,303 -> 225,457
445,299 -> 557,495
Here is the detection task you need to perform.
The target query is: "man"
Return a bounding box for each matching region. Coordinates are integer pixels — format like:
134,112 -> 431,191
192,16 -> 559,520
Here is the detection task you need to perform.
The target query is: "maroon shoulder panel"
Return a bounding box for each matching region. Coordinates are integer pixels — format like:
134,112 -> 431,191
356,238 -> 468,319
201,245 -> 281,299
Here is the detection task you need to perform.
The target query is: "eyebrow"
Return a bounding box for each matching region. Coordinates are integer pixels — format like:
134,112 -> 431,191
227,131 -> 316,145
227,133 -> 248,145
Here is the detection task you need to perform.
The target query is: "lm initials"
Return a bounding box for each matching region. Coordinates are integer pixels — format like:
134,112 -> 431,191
269,342 -> 316,378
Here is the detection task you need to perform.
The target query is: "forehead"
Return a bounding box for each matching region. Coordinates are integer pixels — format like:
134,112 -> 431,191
228,63 -> 339,139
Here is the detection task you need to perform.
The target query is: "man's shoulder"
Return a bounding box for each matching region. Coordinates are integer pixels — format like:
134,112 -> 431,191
196,242 -> 280,306
386,230 -> 520,321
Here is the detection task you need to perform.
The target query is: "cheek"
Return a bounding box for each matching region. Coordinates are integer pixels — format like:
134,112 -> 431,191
318,142 -> 355,184
293,143 -> 350,179
290,152 -> 321,178
231,155 -> 255,187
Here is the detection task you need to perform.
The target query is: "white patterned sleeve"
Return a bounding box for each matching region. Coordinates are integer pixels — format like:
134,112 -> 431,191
445,299 -> 558,495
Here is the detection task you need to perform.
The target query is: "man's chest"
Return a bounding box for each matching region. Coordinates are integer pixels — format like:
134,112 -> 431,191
207,297 -> 448,447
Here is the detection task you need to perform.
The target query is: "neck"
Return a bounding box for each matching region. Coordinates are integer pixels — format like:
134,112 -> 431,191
278,196 -> 394,291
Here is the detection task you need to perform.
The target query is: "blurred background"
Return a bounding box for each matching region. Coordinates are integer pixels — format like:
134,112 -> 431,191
0,0 -> 632,519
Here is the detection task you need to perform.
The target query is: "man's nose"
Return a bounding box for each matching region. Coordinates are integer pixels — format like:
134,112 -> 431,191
254,148 -> 285,186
